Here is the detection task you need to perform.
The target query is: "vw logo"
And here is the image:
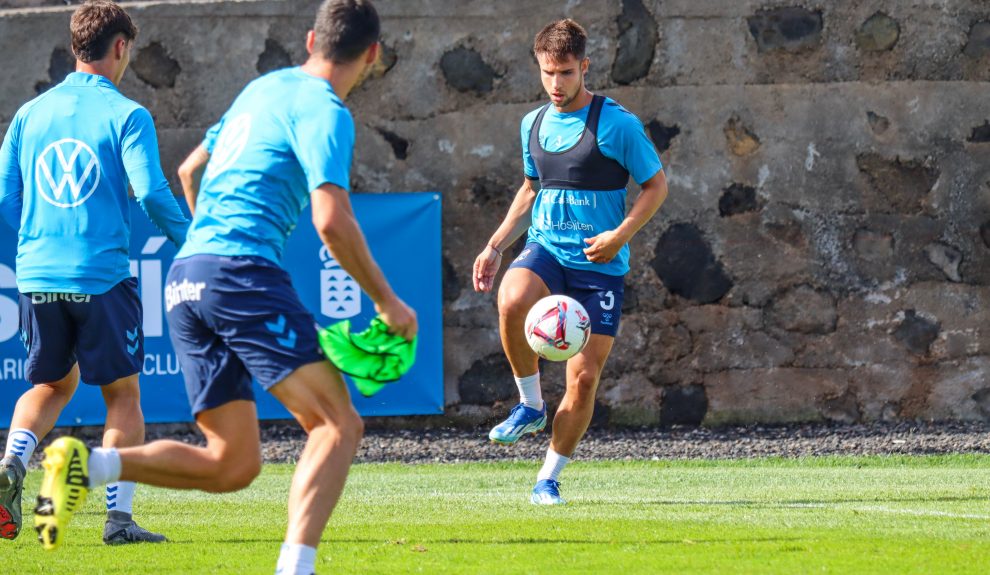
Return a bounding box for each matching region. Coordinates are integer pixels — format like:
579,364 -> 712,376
205,113 -> 252,179
34,139 -> 101,208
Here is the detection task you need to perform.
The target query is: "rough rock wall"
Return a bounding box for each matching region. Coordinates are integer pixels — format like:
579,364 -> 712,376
1,0 -> 989,426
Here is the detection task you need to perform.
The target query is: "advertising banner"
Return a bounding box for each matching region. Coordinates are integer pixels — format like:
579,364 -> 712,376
0,193 -> 443,426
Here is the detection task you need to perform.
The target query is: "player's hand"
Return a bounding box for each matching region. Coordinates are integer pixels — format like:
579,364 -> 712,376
376,296 -> 418,341
583,230 -> 626,264
472,245 -> 502,293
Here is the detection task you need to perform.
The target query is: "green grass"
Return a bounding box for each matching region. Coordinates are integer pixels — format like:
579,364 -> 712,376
6,455 -> 990,574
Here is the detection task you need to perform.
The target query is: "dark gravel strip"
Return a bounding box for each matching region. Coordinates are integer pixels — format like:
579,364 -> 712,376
343,422 -> 990,464
33,421 -> 990,465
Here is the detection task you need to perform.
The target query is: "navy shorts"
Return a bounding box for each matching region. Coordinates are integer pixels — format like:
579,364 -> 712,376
508,242 -> 625,337
165,255 -> 324,415
19,278 -> 143,386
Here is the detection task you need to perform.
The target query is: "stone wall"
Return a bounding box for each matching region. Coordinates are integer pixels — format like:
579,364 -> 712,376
2,0 -> 989,426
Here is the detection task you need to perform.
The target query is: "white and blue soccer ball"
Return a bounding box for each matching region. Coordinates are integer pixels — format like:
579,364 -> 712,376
524,295 -> 591,362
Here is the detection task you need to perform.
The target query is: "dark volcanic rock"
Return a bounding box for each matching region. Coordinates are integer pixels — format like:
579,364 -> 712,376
458,353 -> 515,404
611,0 -> 658,85
376,128 -> 409,160
661,385 -> 708,425
441,47 -> 497,94
256,38 -> 292,75
893,310 -> 940,356
968,121 -> 990,143
652,224 -> 733,304
964,21 -> 990,59
442,255 -> 461,303
646,120 -> 680,154
34,47 -> 74,95
747,7 -> 823,53
718,183 -> 758,217
131,42 -> 181,89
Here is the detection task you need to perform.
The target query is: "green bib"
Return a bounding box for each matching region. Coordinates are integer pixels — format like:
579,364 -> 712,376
318,317 -> 417,397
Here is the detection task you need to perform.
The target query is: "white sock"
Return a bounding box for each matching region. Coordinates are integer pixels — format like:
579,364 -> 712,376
537,448 -> 570,482
276,543 -> 317,575
515,372 -> 543,410
107,481 -> 136,515
88,448 -> 122,487
4,428 -> 38,468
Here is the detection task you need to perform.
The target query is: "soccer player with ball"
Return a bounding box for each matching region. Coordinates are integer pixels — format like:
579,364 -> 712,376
473,19 -> 668,505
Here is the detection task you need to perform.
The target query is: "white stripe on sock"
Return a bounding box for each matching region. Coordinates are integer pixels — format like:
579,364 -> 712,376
4,428 -> 38,468
107,481 -> 136,515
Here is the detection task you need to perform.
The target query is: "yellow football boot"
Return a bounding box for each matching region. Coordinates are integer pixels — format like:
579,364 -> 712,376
34,437 -> 89,550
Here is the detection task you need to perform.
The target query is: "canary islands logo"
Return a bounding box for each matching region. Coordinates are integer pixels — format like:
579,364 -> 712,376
205,113 -> 252,179
35,139 -> 101,208
319,246 -> 361,319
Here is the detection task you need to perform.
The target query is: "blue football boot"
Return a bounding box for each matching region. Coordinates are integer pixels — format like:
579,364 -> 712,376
488,403 -> 547,445
530,479 -> 566,505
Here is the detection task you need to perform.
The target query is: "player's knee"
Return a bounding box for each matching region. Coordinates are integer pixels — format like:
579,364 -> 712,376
102,377 -> 141,407
497,289 -> 531,321
209,454 -> 262,493
322,406 -> 364,446
569,369 -> 600,401
342,409 -> 364,444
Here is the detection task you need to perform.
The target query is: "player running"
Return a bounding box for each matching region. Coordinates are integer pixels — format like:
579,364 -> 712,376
35,0 -> 416,572
472,19 -> 668,505
0,1 -> 187,545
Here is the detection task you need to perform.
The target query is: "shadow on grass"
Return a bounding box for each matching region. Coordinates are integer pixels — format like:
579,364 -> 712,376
589,494 -> 988,507
145,535 -> 803,547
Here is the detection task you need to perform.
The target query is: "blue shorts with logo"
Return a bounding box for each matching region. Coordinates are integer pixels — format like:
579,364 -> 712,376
19,278 -> 143,386
165,254 -> 324,415
508,242 -> 625,337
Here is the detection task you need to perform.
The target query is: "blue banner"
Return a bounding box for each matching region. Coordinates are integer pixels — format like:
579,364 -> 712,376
0,193 -> 443,426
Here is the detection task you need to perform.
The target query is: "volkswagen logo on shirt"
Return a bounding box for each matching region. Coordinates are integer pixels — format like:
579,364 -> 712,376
205,113 -> 252,179
35,138 -> 101,208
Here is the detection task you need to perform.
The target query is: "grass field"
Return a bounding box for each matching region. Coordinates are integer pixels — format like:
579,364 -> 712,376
5,455 -> 990,574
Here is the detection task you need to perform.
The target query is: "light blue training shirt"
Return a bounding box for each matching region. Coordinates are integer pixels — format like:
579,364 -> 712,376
0,72 -> 189,294
178,67 -> 354,264
521,96 -> 663,276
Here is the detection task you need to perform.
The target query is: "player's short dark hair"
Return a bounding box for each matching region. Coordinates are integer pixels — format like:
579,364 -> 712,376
533,19 -> 587,61
70,1 -> 137,63
313,0 -> 381,63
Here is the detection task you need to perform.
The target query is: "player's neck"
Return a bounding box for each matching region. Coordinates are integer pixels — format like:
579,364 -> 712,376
553,88 -> 593,114
75,61 -> 120,87
301,57 -> 361,100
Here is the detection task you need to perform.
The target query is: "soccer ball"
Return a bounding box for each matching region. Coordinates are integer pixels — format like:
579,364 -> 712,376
524,295 -> 591,362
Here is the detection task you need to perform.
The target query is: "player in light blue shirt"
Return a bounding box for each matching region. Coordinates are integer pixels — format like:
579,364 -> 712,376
37,2 -> 416,572
473,19 -> 669,505
0,1 -> 186,547
520,96 -> 663,277
176,65 -> 355,264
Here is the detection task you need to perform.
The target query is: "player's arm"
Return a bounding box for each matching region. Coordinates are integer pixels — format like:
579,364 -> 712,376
0,119 -> 23,231
122,108 -> 190,247
177,144 -> 210,215
583,169 -> 667,264
583,106 -> 669,264
311,184 -> 418,341
473,177 -> 537,293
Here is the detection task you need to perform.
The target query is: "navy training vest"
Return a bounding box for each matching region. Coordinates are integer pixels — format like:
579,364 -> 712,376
528,95 -> 630,192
